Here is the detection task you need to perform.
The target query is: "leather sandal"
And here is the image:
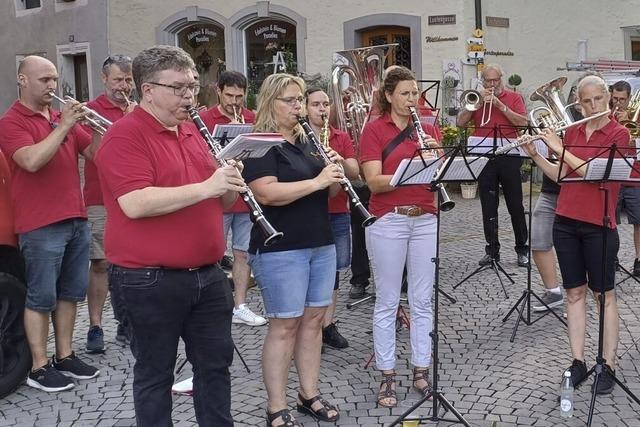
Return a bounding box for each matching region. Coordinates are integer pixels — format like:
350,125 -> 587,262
377,371 -> 397,407
266,408 -> 300,427
296,392 -> 339,422
413,367 -> 433,397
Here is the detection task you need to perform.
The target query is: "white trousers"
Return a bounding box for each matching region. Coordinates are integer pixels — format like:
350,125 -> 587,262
366,212 -> 437,370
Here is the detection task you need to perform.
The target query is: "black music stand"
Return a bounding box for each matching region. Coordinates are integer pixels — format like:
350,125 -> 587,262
388,144 -> 473,427
499,126 -> 568,341
554,142 -> 640,426
453,126 -> 520,296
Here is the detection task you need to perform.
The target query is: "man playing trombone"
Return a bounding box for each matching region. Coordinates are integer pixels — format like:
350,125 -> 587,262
83,54 -> 136,354
457,63 -> 530,268
0,55 -> 101,392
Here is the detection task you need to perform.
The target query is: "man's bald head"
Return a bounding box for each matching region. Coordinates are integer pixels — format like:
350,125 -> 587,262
18,55 -> 56,76
17,55 -> 59,106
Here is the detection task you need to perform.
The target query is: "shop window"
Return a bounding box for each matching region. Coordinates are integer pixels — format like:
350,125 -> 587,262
177,23 -> 226,108
245,19 -> 297,86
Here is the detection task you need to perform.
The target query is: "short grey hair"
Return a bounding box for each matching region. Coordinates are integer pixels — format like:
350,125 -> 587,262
102,54 -> 132,76
482,63 -> 504,78
132,45 -> 195,96
577,75 -> 608,99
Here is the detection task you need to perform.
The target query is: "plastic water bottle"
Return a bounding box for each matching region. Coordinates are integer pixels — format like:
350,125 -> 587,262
560,370 -> 574,418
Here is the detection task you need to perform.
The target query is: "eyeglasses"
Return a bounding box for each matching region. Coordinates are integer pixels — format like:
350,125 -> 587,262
483,78 -> 501,84
276,96 -> 304,106
102,55 -> 132,69
147,82 -> 200,96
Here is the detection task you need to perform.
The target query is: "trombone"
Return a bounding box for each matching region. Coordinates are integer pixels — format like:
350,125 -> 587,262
49,91 -> 112,135
459,88 -> 493,126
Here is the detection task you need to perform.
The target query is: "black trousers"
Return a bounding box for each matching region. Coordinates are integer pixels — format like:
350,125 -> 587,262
478,156 -> 528,256
350,184 -> 371,286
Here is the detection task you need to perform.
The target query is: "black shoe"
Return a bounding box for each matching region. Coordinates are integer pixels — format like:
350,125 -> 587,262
322,322 -> 349,349
634,259 -> 640,277
593,364 -> 616,395
479,253 -> 499,266
53,352 -> 100,380
517,253 -> 529,268
26,363 -> 75,392
115,323 -> 130,346
566,359 -> 588,388
349,283 -> 367,299
221,255 -> 233,270
86,325 -> 105,354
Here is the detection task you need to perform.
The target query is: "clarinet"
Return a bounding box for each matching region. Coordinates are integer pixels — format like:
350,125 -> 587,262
297,116 -> 376,228
408,107 -> 455,212
188,107 -> 284,246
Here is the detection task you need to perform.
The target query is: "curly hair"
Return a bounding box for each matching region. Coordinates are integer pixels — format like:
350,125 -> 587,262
377,66 -> 415,114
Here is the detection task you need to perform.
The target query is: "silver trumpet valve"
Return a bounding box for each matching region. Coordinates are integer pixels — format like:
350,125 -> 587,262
49,91 -> 112,135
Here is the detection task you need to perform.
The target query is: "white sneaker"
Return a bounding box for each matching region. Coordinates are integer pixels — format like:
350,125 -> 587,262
172,377 -> 193,395
232,304 -> 267,326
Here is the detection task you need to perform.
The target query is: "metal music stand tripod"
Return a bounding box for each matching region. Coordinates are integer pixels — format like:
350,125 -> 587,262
555,142 -> 640,426
388,144 -> 472,426
500,126 -> 567,342
453,126 -> 514,297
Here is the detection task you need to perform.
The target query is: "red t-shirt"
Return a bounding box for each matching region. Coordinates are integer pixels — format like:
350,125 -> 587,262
328,127 -> 356,214
200,105 -> 255,214
0,150 -> 16,247
0,101 -> 91,233
472,88 -> 526,138
359,114 -> 437,217
556,120 -> 631,228
82,94 -> 128,206
95,106 -> 225,268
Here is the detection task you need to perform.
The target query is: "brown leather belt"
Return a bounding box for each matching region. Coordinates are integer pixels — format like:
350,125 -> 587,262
394,206 -> 427,217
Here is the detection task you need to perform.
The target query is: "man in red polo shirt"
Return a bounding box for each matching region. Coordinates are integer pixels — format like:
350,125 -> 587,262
200,70 -> 267,327
457,63 -> 529,268
83,54 -> 136,354
0,55 -> 100,392
96,45 -> 244,426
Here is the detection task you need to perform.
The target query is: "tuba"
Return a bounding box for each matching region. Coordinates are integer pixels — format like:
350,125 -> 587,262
329,44 -> 396,155
528,76 -> 576,133
620,89 -> 640,137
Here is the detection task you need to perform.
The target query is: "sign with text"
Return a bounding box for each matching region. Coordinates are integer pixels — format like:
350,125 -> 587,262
428,15 -> 456,25
486,16 -> 510,28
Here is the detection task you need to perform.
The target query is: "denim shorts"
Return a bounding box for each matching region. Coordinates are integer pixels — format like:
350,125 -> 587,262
617,186 -> 640,225
223,213 -> 251,252
330,213 -> 351,272
87,205 -> 106,260
248,245 -> 336,318
19,218 -> 90,311
531,192 -> 558,251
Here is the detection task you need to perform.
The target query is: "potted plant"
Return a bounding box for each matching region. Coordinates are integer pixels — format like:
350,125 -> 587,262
508,74 -> 522,92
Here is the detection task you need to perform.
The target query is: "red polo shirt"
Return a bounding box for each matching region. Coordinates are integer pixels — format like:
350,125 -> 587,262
82,94 -> 128,206
96,106 -> 225,268
0,150 -> 16,247
556,120 -> 630,228
200,105 -> 255,214
360,114 -> 437,217
472,88 -> 525,138
0,101 -> 91,233
328,127 -> 356,214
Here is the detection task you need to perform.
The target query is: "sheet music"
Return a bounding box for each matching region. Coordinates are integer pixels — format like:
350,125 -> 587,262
576,158 -> 633,181
211,124 -> 254,140
435,156 -> 489,181
389,157 -> 442,187
217,133 -> 285,160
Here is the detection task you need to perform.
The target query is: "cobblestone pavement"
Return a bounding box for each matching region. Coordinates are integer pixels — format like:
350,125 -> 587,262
3,191 -> 640,426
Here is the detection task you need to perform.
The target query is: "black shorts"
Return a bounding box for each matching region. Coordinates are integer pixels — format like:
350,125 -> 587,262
553,215 -> 619,293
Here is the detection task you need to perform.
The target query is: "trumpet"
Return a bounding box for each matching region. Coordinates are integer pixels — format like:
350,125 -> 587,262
459,88 -> 493,126
494,109 -> 611,155
297,116 -> 376,227
49,91 -> 112,135
408,107 -> 455,212
188,107 -> 284,246
232,106 -> 245,124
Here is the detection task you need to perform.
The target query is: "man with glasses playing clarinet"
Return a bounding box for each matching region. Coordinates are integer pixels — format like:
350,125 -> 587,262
96,45 -> 245,426
0,55 -> 101,392
84,54 -> 136,354
457,63 -> 530,269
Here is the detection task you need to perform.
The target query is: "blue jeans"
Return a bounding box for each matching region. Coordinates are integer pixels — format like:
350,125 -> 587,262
110,264 -> 234,427
329,213 -> 351,271
249,245 -> 336,318
19,218 -> 90,311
